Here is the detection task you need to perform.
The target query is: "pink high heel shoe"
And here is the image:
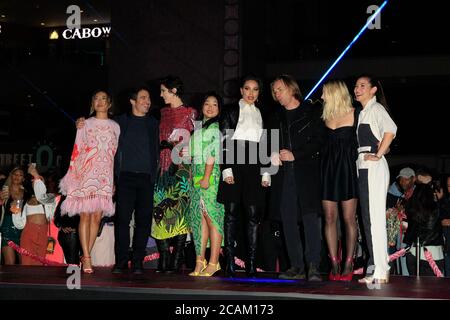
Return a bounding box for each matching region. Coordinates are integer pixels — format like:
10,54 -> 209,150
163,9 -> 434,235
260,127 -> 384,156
81,256 -> 94,274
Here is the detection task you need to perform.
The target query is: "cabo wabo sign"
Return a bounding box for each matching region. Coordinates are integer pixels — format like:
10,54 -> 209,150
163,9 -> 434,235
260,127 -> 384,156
62,26 -> 111,39
63,4 -> 111,40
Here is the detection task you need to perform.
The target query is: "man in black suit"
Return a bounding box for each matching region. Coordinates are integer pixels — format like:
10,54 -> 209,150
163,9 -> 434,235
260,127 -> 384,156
267,74 -> 326,281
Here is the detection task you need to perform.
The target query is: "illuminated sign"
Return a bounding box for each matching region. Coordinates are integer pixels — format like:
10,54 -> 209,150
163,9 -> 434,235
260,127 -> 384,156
0,141 -> 63,172
62,26 -> 111,40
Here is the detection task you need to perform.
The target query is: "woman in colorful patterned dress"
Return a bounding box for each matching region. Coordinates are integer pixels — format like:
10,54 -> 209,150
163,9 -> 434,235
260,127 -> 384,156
188,92 -> 225,277
152,76 -> 197,273
59,90 -> 120,273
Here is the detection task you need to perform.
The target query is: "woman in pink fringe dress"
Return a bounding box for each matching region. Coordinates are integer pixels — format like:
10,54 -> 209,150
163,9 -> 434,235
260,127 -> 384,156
59,90 -> 120,273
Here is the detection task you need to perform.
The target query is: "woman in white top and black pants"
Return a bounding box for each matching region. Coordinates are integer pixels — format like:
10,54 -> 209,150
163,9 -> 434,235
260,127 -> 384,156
354,75 -> 397,284
218,75 -> 269,277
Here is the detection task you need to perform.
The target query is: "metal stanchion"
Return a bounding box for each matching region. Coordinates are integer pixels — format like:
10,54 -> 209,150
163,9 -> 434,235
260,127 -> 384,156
416,236 -> 420,277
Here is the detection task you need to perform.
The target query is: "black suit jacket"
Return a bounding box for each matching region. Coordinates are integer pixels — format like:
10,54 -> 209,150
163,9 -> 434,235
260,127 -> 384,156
217,102 -> 267,205
265,101 -> 327,220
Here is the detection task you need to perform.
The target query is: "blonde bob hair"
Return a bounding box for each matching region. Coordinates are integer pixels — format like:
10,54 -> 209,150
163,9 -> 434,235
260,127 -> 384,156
321,80 -> 353,121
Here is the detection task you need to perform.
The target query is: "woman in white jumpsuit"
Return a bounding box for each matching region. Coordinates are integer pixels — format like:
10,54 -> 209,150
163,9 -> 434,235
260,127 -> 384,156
354,75 -> 397,284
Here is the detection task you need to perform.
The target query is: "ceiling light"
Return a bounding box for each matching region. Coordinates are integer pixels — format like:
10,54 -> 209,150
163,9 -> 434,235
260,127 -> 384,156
49,30 -> 59,40
1,15 -> 6,18
40,22 -> 45,26
93,19 -> 98,22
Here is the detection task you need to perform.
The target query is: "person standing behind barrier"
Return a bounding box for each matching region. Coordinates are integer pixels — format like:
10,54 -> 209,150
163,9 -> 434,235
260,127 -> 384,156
268,74 -> 326,281
54,195 -> 80,265
320,80 -> 359,281
404,182 -> 444,276
386,167 -> 416,276
60,90 -> 120,274
16,164 -> 60,265
0,167 -> 29,265
218,75 -> 268,277
152,76 -> 197,273
187,92 -> 225,277
354,75 -> 397,284
438,175 -> 450,276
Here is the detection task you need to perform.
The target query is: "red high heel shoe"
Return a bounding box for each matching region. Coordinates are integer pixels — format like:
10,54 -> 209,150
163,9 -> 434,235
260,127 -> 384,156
340,257 -> 354,281
328,256 -> 340,281
81,256 -> 94,274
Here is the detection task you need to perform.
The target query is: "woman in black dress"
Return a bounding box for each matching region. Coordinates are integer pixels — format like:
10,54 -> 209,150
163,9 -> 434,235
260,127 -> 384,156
320,80 -> 359,281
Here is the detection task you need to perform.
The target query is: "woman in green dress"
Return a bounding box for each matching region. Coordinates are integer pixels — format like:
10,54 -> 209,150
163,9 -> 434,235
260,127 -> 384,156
188,92 -> 225,277
152,76 -> 197,273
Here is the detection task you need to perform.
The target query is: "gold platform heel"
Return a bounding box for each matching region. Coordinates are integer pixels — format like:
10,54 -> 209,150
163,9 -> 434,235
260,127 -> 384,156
198,262 -> 221,277
189,258 -> 207,276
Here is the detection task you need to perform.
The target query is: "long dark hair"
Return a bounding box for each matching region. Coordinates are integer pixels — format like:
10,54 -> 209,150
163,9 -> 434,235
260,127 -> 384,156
199,91 -> 222,129
160,75 -> 184,97
406,183 -> 438,225
356,74 -> 390,114
240,74 -> 263,91
89,89 -> 113,118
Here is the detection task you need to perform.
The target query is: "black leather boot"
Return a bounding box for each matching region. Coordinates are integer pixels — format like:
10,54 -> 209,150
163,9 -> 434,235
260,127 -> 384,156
224,203 -> 239,277
167,234 -> 187,273
156,239 -> 170,273
246,205 -> 260,277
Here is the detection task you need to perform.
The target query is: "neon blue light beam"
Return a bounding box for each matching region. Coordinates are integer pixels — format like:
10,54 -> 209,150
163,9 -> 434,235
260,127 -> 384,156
304,0 -> 388,100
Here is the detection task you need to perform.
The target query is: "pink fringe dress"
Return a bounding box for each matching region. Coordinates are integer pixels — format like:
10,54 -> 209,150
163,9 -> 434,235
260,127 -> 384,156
59,117 -> 120,217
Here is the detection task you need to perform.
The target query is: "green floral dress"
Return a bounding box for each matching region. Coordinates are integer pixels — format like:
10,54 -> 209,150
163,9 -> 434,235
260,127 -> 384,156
151,106 -> 196,240
188,122 -> 224,256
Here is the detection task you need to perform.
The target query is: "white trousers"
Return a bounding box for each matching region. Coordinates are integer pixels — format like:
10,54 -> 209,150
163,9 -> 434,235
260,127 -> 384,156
358,154 -> 390,278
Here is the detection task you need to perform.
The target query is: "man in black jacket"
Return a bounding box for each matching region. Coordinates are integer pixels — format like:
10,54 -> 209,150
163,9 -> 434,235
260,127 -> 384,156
266,75 -> 326,281
112,88 -> 159,274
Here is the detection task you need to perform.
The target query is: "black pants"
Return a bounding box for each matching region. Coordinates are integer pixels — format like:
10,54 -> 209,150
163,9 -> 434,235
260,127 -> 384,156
358,169 -> 375,273
281,172 -> 321,270
115,172 -> 154,267
259,220 -> 289,272
58,231 -> 80,265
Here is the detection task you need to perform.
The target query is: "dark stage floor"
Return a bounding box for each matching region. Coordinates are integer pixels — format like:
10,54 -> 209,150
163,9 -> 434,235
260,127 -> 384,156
1,265 -> 449,300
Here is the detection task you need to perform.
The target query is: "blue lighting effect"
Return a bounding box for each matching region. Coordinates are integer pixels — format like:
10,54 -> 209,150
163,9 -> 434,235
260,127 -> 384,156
304,0 -> 389,100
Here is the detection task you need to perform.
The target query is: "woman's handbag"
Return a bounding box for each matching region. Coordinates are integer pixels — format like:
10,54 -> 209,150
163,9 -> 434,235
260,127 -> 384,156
46,220 -> 56,254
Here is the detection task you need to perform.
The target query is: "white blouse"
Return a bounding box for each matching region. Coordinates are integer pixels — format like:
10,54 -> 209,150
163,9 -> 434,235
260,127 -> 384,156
231,99 -> 263,143
358,96 -> 397,142
12,179 -> 60,230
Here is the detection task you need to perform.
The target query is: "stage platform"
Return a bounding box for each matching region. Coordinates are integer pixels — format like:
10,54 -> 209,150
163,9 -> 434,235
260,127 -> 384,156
1,265 -> 449,300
